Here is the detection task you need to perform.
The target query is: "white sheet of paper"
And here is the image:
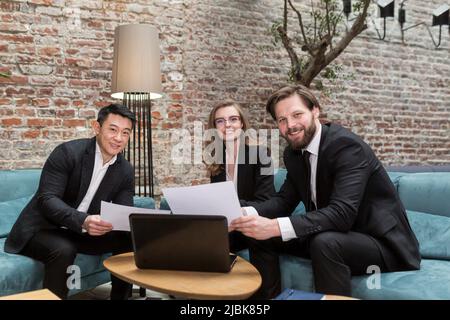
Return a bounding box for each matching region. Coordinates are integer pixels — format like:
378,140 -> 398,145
162,181 -> 242,225
100,201 -> 171,231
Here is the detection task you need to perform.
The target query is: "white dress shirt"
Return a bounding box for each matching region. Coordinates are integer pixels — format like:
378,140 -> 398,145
77,142 -> 117,215
225,140 -> 240,192
277,123 -> 322,241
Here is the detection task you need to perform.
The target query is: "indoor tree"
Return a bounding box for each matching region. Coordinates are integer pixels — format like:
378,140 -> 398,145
271,0 -> 370,89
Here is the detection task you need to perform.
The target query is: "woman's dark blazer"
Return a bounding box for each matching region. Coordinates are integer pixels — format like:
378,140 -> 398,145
210,144 -> 275,206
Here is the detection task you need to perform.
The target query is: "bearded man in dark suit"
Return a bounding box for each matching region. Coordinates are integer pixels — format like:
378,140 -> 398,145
5,104 -> 136,300
231,85 -> 420,299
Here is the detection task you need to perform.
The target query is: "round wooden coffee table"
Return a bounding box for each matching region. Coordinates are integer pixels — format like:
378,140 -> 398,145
104,252 -> 261,300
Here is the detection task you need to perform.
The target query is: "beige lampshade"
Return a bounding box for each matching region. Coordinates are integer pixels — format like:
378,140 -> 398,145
111,24 -> 163,100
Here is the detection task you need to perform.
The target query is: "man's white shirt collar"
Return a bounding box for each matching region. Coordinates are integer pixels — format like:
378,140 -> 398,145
77,142 -> 118,221
302,123 -> 322,156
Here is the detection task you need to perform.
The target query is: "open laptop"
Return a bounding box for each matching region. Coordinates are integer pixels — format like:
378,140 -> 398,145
129,214 -> 237,273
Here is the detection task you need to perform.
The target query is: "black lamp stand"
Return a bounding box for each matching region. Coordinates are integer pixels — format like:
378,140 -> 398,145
122,92 -> 154,198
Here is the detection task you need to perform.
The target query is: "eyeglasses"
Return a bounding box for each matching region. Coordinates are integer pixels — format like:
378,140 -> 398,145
214,116 -> 241,127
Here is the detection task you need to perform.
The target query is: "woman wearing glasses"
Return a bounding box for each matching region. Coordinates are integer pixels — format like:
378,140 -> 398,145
206,101 -> 275,252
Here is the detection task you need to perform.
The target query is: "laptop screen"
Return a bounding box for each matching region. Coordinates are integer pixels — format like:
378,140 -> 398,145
129,214 -> 235,273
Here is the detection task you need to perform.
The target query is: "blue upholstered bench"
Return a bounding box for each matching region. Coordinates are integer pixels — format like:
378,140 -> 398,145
129,167 -> 450,299
0,169 -> 155,297
269,168 -> 450,300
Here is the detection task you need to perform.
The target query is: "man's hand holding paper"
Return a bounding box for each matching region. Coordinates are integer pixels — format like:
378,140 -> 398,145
100,201 -> 170,231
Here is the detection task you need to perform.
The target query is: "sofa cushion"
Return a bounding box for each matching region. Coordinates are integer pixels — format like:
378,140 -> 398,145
386,165 -> 450,173
0,195 -> 33,238
351,259 -> 450,299
274,169 -> 305,215
0,238 -> 44,296
0,238 -> 110,297
398,172 -> 450,218
280,255 -> 314,292
387,171 -> 405,189
276,252 -> 450,299
237,249 -> 315,293
160,197 -> 170,210
406,210 -> 450,260
73,252 -> 111,277
133,196 -> 155,209
0,170 -> 41,202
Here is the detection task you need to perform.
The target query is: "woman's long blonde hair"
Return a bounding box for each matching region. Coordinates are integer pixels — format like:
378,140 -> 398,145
206,101 -> 251,177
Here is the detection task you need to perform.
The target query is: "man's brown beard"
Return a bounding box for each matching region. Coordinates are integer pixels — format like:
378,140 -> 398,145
285,121 -> 317,151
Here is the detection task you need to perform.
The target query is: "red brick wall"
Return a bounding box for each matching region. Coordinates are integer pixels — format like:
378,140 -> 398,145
1,0 -> 449,196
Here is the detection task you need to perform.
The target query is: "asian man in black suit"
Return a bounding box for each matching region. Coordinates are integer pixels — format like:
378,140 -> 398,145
5,104 -> 136,300
231,85 -> 420,299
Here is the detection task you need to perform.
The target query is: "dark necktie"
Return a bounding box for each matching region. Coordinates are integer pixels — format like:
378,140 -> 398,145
302,151 -> 314,211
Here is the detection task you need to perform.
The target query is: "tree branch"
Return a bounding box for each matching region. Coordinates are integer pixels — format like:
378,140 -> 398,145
332,11 -> 344,37
311,0 -> 317,43
287,0 -> 311,55
324,0 -> 370,66
301,36 -> 331,86
325,0 -> 332,49
276,25 -> 302,81
301,0 -> 370,86
274,0 -> 370,88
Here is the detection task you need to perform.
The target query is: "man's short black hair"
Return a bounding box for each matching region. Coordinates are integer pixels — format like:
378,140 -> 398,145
97,104 -> 136,129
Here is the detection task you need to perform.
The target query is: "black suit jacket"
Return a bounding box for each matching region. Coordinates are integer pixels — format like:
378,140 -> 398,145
210,144 -> 275,205
5,137 -> 134,254
249,123 -> 420,271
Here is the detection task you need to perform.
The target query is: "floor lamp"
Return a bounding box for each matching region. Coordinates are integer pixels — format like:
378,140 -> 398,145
111,24 -> 162,198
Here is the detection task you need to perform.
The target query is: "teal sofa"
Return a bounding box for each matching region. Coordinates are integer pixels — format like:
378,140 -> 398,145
145,168 -> 450,300
0,169 -> 155,297
271,168 -> 450,300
